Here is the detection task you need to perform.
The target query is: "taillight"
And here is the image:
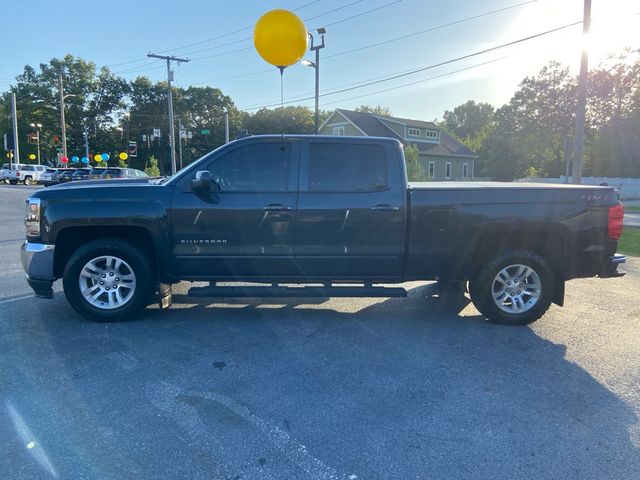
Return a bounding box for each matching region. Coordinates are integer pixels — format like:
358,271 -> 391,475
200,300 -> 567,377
16,171 -> 21,176
608,204 -> 624,240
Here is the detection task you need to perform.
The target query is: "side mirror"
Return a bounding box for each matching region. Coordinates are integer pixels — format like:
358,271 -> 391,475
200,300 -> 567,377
191,170 -> 220,192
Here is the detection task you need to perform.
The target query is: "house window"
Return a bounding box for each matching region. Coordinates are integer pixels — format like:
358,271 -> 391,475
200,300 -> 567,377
463,163 -> 469,179
445,162 -> 452,179
428,161 -> 435,179
333,126 -> 345,136
407,127 -> 421,137
425,130 -> 439,140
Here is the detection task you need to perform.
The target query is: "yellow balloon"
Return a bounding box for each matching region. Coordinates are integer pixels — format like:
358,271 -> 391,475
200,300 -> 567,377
254,9 -> 308,68
94,154 -> 103,162
119,152 -> 128,160
29,154 -> 36,160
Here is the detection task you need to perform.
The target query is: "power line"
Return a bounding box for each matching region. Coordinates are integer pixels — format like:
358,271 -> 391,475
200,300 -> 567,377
323,0 -> 402,28
153,0 -> 324,55
320,57 -> 513,108
162,0 -> 366,59
108,0 -> 398,76
106,0 -> 362,71
323,0 -> 538,60
106,0 -> 322,68
190,0 -> 537,86
239,21 -> 582,110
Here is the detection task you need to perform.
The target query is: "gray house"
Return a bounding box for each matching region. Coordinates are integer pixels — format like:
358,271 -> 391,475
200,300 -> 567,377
319,109 -> 478,181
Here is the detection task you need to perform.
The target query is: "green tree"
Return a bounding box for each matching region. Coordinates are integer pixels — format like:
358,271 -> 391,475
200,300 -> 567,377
442,100 -> 494,140
441,100 -> 495,176
244,106 -> 314,134
404,144 -> 426,181
0,55 -> 129,166
354,104 -> 392,116
144,155 -> 161,176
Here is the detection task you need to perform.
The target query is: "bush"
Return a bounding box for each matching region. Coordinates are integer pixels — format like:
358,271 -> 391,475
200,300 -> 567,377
145,156 -> 161,177
404,144 -> 427,181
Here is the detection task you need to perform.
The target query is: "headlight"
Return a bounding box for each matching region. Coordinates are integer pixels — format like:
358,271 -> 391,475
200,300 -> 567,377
25,198 -> 41,237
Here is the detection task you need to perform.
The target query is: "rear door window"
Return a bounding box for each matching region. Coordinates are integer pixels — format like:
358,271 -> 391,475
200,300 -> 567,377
308,143 -> 388,192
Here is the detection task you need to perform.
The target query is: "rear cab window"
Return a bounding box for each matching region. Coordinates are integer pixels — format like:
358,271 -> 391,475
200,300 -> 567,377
307,143 -> 388,192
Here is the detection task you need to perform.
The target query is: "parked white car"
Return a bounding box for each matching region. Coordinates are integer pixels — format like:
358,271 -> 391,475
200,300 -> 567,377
5,164 -> 47,185
1,163 -> 12,184
38,168 -> 61,187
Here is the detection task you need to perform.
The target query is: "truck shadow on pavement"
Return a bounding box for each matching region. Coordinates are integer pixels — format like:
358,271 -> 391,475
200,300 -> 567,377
3,285 -> 639,479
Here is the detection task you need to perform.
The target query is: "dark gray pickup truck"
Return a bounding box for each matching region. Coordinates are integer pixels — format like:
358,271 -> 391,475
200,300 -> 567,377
21,135 -> 626,325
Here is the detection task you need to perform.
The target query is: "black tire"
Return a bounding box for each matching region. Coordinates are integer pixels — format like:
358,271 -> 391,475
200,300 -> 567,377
63,238 -> 156,322
469,249 -> 554,326
24,176 -> 33,185
9,180 -> 17,185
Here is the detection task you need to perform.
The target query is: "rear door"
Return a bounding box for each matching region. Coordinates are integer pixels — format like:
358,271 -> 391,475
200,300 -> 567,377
170,138 -> 300,279
294,140 -> 406,279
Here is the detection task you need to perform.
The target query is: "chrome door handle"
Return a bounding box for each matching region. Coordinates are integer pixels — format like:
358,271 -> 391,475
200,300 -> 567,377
264,204 -> 292,212
370,204 -> 399,211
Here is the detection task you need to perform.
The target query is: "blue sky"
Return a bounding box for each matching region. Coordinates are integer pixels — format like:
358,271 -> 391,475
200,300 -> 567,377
1,0 -> 637,120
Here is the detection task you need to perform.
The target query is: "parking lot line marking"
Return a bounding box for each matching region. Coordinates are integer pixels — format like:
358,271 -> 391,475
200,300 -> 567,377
150,382 -> 355,480
0,294 -> 35,305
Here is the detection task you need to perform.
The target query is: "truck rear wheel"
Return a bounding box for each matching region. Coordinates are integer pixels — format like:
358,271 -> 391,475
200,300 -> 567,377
469,249 -> 554,326
63,238 -> 156,322
24,176 -> 33,185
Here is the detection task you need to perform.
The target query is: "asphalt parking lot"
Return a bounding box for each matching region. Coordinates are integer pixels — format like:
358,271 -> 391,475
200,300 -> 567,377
1,184 -> 639,479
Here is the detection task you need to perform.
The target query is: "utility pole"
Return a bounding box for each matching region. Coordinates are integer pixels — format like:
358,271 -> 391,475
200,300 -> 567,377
224,110 -> 230,143
177,117 -> 184,170
572,0 -> 591,184
58,72 -> 68,161
11,92 -> 20,165
83,123 -> 89,161
147,53 -> 190,175
30,123 -> 42,165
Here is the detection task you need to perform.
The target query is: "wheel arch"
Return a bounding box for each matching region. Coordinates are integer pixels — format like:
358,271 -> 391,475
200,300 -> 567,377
472,225 -> 568,306
54,226 -> 158,279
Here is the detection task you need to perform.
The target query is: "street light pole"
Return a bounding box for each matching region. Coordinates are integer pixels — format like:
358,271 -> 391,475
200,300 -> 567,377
58,73 -> 68,161
303,28 -> 326,134
177,117 -> 184,170
10,92 -> 20,166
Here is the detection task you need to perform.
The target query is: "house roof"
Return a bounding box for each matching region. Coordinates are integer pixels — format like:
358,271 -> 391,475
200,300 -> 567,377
331,109 -> 477,158
335,109 -> 404,142
374,114 -> 438,130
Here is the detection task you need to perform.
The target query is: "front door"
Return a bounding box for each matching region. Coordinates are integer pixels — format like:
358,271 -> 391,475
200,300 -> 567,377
170,139 -> 299,279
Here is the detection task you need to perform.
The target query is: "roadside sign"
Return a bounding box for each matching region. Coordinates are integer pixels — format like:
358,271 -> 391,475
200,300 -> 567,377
153,128 -> 161,138
128,141 -> 138,157
200,129 -> 210,135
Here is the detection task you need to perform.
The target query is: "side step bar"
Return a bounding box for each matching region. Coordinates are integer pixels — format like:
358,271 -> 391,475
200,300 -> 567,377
187,284 -> 408,298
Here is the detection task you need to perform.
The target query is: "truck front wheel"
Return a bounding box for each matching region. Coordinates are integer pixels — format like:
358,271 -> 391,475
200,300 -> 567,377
469,249 -> 554,326
63,238 -> 156,322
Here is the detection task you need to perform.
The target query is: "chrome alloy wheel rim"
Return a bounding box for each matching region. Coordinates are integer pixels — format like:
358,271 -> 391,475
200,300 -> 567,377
491,264 -> 541,314
79,255 -> 136,309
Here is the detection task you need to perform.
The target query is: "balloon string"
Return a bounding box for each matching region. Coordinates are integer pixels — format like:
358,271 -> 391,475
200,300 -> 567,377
279,66 -> 284,142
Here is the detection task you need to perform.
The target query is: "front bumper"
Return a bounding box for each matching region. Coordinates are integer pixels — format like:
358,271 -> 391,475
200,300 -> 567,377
599,253 -> 626,278
20,242 -> 55,299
